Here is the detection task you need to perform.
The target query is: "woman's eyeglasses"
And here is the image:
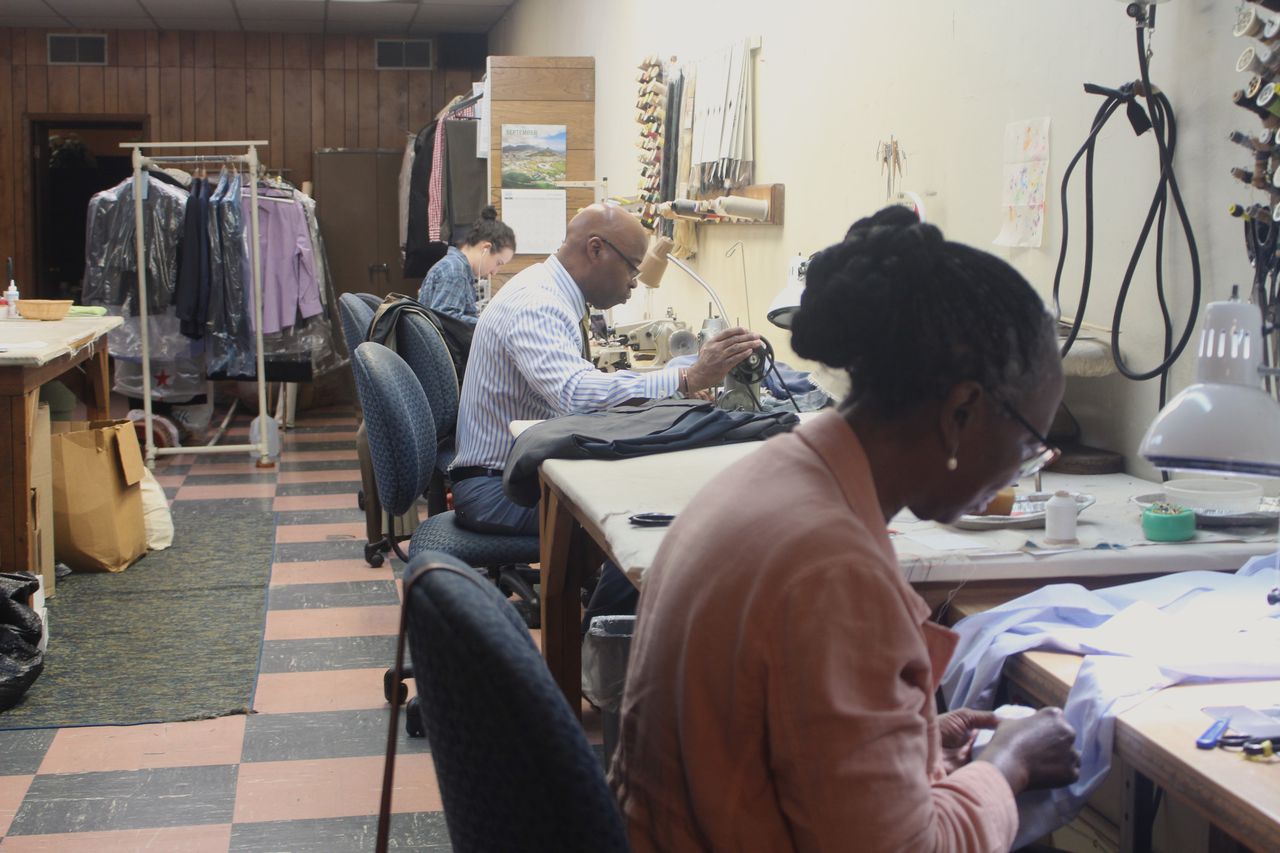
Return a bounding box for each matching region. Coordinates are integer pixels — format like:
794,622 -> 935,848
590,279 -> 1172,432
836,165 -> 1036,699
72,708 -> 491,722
996,399 -> 1061,478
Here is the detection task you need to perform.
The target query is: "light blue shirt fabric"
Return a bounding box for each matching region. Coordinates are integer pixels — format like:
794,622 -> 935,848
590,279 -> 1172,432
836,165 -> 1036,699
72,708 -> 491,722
417,245 -> 479,325
451,255 -> 682,471
941,555 -> 1280,847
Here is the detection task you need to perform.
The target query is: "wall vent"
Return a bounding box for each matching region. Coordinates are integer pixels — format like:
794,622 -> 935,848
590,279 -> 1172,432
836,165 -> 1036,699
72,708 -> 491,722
47,34 -> 107,65
375,39 -> 434,70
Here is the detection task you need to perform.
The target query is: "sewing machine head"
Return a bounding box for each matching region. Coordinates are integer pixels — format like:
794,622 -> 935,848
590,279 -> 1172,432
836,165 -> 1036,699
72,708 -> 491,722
615,317 -> 694,368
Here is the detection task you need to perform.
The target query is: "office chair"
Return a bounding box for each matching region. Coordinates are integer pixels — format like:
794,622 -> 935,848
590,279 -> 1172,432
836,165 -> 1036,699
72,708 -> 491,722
394,311 -> 459,516
357,291 -> 384,311
337,293 -> 396,565
350,343 -> 541,720
378,550 -> 629,853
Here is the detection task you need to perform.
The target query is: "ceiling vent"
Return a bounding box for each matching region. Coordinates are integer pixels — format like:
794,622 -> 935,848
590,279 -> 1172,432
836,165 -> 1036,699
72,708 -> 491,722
47,34 -> 107,66
375,39 -> 434,70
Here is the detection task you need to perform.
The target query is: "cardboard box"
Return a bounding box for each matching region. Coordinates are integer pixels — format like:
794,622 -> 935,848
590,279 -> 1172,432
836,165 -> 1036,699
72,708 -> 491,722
29,404 -> 54,596
52,419 -> 147,573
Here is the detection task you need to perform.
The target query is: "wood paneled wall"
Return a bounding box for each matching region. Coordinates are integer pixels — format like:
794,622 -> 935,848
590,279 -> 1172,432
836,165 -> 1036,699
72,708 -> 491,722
487,55 -> 594,290
0,27 -> 483,287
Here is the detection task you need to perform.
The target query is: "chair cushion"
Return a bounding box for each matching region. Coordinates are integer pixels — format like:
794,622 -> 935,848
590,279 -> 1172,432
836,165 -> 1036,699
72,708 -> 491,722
409,512 -> 540,566
350,343 -> 436,514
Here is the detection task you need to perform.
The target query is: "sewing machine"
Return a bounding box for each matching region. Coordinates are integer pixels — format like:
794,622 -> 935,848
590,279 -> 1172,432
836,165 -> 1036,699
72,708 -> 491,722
614,316 -> 696,368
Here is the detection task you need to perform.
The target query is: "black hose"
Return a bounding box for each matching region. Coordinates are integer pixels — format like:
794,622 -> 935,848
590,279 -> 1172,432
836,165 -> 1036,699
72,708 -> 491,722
1052,20 -> 1202,402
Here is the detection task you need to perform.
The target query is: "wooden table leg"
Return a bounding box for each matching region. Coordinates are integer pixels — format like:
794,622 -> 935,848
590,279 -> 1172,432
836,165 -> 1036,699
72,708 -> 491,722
541,482 -> 584,718
1,390 -> 39,573
84,341 -> 111,421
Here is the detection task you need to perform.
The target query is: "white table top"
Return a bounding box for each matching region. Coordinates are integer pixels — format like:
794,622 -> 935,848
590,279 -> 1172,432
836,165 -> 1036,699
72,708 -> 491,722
0,316 -> 122,367
539,438 -> 1279,587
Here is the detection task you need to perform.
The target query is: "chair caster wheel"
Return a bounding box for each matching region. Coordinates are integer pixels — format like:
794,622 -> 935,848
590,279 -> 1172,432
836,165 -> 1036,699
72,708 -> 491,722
405,696 -> 425,738
365,543 -> 384,568
357,489 -> 365,511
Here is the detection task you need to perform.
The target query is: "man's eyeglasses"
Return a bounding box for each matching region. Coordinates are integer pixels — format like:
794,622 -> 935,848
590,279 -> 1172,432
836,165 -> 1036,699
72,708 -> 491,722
996,398 -> 1061,479
596,235 -> 642,280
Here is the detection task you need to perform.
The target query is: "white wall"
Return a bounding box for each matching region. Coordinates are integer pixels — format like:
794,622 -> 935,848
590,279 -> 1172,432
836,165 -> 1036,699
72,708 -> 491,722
490,0 -> 1251,479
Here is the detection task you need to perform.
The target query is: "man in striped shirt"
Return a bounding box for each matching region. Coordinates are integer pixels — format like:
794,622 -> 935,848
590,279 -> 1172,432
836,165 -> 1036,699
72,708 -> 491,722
450,203 -> 760,536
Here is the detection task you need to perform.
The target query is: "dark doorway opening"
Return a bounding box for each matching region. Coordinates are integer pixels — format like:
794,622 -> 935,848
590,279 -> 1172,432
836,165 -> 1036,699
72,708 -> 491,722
29,116 -> 147,300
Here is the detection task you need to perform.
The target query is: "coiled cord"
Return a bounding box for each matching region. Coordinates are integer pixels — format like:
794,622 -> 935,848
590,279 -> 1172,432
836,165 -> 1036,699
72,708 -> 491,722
1052,12 -> 1202,410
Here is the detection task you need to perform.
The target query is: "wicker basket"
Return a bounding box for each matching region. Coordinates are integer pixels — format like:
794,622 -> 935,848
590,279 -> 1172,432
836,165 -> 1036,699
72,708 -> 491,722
16,299 -> 73,321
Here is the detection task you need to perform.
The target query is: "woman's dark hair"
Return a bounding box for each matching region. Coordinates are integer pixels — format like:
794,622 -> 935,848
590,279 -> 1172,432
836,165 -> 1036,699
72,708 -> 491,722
462,205 -> 516,253
791,205 -> 1056,416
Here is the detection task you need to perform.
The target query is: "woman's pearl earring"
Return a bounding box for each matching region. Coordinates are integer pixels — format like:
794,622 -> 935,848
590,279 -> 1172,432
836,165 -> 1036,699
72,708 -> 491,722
946,457 -> 958,471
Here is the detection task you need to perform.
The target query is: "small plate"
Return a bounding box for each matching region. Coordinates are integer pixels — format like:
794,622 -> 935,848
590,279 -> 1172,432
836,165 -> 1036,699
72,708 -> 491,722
1131,493 -> 1280,528
952,492 -> 1096,530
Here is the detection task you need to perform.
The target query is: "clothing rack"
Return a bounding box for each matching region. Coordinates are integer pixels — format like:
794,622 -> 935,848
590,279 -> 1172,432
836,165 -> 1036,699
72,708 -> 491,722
121,140 -> 275,468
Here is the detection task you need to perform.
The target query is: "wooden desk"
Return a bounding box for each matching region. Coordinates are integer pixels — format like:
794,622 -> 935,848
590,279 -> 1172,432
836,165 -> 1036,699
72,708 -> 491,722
950,599 -> 1280,852
0,317 -> 120,573
537,438 -> 1280,718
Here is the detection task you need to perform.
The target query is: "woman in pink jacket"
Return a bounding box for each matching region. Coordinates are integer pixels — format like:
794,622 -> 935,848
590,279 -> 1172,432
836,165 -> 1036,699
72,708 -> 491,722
611,205 -> 1080,852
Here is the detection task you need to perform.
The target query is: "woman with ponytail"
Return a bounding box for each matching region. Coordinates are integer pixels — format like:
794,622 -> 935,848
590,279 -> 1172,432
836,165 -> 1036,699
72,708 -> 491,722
611,206 -> 1080,852
416,205 -> 515,324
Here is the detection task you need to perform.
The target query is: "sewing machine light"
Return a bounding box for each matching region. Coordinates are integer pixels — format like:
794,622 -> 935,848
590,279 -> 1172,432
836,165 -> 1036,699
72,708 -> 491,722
1139,298 -> 1280,478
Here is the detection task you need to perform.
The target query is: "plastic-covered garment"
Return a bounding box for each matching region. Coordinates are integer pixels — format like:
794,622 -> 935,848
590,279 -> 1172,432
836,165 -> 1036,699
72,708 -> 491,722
207,170 -> 255,378
112,352 -> 207,402
83,174 -> 196,364
82,174 -> 188,311
0,572 -> 45,712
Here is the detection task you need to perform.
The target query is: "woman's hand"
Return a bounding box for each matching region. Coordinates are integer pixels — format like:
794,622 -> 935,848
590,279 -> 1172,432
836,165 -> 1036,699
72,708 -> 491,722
938,708 -> 1000,774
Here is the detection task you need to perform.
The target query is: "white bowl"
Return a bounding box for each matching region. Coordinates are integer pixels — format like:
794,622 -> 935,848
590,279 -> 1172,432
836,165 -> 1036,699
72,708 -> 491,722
1163,478 -> 1263,514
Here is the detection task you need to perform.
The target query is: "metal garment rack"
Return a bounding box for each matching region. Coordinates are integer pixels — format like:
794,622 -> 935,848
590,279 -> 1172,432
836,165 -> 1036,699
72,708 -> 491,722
121,140 -> 275,468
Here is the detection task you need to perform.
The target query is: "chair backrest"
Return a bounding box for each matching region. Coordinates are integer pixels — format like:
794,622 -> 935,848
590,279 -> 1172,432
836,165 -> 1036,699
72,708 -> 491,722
402,551 -> 630,853
350,342 -> 435,515
396,311 -> 460,433
337,292 -> 376,356
357,292 -> 384,311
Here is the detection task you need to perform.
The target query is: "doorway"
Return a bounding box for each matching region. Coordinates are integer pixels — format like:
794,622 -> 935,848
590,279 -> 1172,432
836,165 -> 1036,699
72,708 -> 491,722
29,116 -> 147,300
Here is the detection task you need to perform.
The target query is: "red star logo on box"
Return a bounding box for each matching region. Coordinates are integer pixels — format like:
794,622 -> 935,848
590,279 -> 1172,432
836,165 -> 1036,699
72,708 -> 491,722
154,370 -> 170,387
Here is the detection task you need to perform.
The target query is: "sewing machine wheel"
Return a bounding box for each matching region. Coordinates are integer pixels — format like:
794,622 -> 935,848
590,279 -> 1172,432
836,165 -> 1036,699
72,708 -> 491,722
668,329 -> 698,358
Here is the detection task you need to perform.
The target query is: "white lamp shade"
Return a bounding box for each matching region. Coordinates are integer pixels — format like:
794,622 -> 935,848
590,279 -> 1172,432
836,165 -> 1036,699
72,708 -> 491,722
1140,382 -> 1280,477
1139,299 -> 1280,478
766,280 -> 804,329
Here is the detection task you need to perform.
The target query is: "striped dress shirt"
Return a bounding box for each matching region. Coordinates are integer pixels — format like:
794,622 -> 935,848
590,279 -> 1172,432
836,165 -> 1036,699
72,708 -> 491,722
452,255 -> 682,471
417,245 -> 479,324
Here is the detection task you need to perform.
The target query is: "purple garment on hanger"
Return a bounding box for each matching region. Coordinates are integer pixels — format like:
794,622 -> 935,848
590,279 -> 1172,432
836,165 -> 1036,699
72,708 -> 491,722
241,193 -> 323,335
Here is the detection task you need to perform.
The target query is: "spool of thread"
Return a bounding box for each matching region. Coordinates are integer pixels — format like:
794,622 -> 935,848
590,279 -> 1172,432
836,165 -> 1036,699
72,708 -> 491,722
1239,44 -> 1277,76
1248,74 -> 1266,99
1258,82 -> 1280,117
1237,5 -> 1265,38
1234,88 -> 1273,119
713,195 -> 770,220
1230,203 -> 1250,218
1044,491 -> 1078,545
1232,166 -> 1257,185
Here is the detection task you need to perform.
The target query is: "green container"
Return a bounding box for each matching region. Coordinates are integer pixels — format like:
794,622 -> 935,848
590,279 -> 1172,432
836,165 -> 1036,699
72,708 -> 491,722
1142,505 -> 1196,542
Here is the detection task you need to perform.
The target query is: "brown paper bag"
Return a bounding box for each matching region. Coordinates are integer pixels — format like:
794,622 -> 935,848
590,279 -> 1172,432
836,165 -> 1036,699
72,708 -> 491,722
52,419 -> 147,573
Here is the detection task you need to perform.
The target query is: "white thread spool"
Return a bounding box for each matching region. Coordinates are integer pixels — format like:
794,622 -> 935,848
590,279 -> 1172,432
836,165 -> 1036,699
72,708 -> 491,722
1044,490 -> 1078,545
713,195 -> 769,221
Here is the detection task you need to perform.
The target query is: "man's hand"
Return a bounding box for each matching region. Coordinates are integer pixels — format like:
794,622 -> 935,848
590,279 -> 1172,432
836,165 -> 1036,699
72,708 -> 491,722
686,327 -> 761,392
938,708 -> 1000,774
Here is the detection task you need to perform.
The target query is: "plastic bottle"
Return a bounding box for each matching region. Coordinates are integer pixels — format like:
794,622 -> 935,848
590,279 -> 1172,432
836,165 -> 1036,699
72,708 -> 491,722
1044,490 -> 1078,544
4,257 -> 18,319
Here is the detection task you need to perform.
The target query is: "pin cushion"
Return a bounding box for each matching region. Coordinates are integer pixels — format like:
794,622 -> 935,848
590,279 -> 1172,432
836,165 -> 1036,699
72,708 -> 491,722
1142,501 -> 1195,542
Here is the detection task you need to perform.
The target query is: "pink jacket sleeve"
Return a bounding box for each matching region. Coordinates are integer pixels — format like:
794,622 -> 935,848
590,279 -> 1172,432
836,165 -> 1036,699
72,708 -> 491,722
769,555 -> 1018,852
